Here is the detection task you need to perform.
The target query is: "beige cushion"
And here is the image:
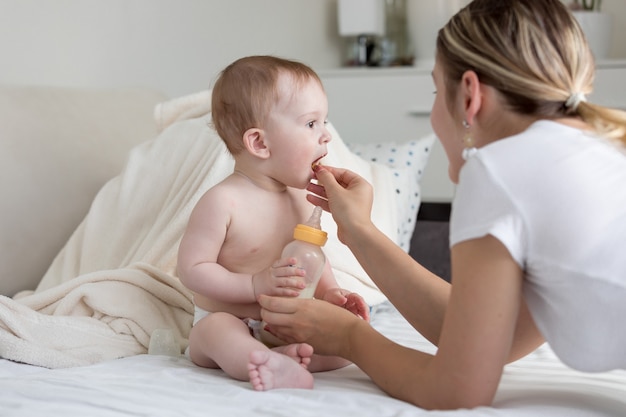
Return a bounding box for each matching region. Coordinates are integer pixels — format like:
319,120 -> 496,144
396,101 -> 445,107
0,85 -> 167,296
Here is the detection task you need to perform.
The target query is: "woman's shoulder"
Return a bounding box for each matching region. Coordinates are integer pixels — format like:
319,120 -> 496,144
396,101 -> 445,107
477,119 -> 615,163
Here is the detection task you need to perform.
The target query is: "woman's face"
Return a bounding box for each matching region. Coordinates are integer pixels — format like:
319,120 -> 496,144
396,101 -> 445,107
430,58 -> 466,184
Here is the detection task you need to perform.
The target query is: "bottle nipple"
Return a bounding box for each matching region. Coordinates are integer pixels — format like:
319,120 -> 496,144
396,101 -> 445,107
294,206 -> 327,246
305,206 -> 323,229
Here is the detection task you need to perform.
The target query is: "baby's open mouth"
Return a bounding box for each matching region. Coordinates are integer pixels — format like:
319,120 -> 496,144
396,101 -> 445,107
311,154 -> 326,170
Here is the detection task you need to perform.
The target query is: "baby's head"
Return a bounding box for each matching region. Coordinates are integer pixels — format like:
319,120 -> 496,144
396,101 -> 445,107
211,55 -> 324,155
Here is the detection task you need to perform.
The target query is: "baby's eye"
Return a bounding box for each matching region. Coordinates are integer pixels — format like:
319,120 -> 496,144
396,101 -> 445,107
307,121 -> 316,128
323,119 -> 329,126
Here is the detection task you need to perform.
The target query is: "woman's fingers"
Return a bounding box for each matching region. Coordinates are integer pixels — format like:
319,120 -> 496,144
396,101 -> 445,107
258,294 -> 298,315
306,193 -> 330,212
306,181 -> 327,199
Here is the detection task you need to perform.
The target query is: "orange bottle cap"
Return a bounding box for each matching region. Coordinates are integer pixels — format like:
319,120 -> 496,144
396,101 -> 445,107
293,224 -> 328,246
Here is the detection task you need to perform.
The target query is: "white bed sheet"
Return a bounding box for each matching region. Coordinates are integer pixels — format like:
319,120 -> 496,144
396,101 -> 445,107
1,301 -> 625,417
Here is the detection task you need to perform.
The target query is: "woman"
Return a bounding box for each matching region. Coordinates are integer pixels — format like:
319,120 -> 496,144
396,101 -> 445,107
258,0 -> 626,410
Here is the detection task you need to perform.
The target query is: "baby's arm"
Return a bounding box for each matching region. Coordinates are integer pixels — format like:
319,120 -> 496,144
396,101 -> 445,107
177,188 -> 306,303
177,190 -> 247,302
313,259 -> 370,321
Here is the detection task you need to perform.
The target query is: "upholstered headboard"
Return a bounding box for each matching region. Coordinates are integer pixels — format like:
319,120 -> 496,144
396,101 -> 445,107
0,86 -> 167,297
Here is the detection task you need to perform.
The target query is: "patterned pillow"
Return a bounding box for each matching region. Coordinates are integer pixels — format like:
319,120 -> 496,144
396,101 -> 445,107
347,134 -> 436,251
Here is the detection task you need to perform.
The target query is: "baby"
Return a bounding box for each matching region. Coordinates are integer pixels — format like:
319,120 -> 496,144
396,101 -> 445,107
177,56 -> 369,390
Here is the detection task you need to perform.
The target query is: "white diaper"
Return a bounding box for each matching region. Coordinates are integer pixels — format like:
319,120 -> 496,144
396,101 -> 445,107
189,305 -> 280,348
192,305 -> 211,326
185,306 -> 211,357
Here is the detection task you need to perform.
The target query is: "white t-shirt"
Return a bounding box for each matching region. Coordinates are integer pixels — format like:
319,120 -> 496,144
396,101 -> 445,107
450,120 -> 626,372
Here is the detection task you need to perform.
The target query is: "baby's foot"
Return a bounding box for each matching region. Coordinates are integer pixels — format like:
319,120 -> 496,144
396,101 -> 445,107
248,350 -> 314,391
271,343 -> 314,369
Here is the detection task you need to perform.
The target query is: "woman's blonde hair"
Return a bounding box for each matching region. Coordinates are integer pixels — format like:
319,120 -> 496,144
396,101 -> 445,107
211,55 -> 323,154
437,0 -> 626,145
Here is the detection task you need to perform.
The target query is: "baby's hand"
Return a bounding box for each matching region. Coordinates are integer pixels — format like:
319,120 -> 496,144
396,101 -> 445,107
251,257 -> 307,299
321,288 -> 370,322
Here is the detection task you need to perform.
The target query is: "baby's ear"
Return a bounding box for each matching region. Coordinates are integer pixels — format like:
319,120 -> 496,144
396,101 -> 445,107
242,128 -> 270,159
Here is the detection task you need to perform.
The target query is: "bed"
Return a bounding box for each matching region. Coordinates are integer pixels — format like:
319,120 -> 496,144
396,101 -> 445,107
1,86 -> 625,416
3,300 -> 626,417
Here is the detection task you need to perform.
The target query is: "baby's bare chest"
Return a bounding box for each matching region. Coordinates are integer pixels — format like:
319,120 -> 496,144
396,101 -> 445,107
219,195 -> 311,273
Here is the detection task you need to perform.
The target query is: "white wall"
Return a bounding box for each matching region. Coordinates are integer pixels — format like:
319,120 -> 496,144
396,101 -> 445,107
0,0 -> 342,97
1,0 -> 624,98
561,0 -> 626,59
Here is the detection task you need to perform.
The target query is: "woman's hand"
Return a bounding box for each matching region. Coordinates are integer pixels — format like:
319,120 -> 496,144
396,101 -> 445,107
251,257 -> 307,299
258,294 -> 365,357
306,165 -> 374,245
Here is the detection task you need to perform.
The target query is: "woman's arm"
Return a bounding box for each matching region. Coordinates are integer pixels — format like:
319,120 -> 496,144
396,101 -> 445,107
260,235 -> 542,409
306,165 -> 447,339
339,220 -> 450,345
329,219 -> 543,359
367,235 -> 531,408
306,165 -> 542,357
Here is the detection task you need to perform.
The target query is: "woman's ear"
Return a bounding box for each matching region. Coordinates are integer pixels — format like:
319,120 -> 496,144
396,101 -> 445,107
460,70 -> 482,125
242,128 -> 270,159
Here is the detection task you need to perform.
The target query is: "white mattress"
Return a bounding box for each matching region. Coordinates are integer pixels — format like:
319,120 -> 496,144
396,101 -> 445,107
1,301 -> 625,417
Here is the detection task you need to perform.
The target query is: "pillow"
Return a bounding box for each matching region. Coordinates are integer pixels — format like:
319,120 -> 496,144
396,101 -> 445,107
346,135 -> 436,251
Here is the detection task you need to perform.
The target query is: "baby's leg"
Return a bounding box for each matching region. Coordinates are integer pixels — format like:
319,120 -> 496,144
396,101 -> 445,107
307,355 -> 352,373
248,347 -> 315,391
189,312 -> 269,381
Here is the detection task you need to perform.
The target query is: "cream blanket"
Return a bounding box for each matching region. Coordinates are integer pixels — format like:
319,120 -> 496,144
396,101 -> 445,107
0,91 -> 397,368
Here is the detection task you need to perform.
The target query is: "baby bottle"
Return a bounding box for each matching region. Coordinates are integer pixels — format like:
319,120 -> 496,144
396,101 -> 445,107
281,206 -> 328,299
256,206 -> 328,346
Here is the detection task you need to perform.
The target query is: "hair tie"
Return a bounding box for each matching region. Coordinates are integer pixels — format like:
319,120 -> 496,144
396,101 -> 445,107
565,92 -> 587,111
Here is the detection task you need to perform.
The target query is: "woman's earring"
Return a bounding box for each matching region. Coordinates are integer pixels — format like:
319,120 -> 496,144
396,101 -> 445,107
462,120 -> 477,161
